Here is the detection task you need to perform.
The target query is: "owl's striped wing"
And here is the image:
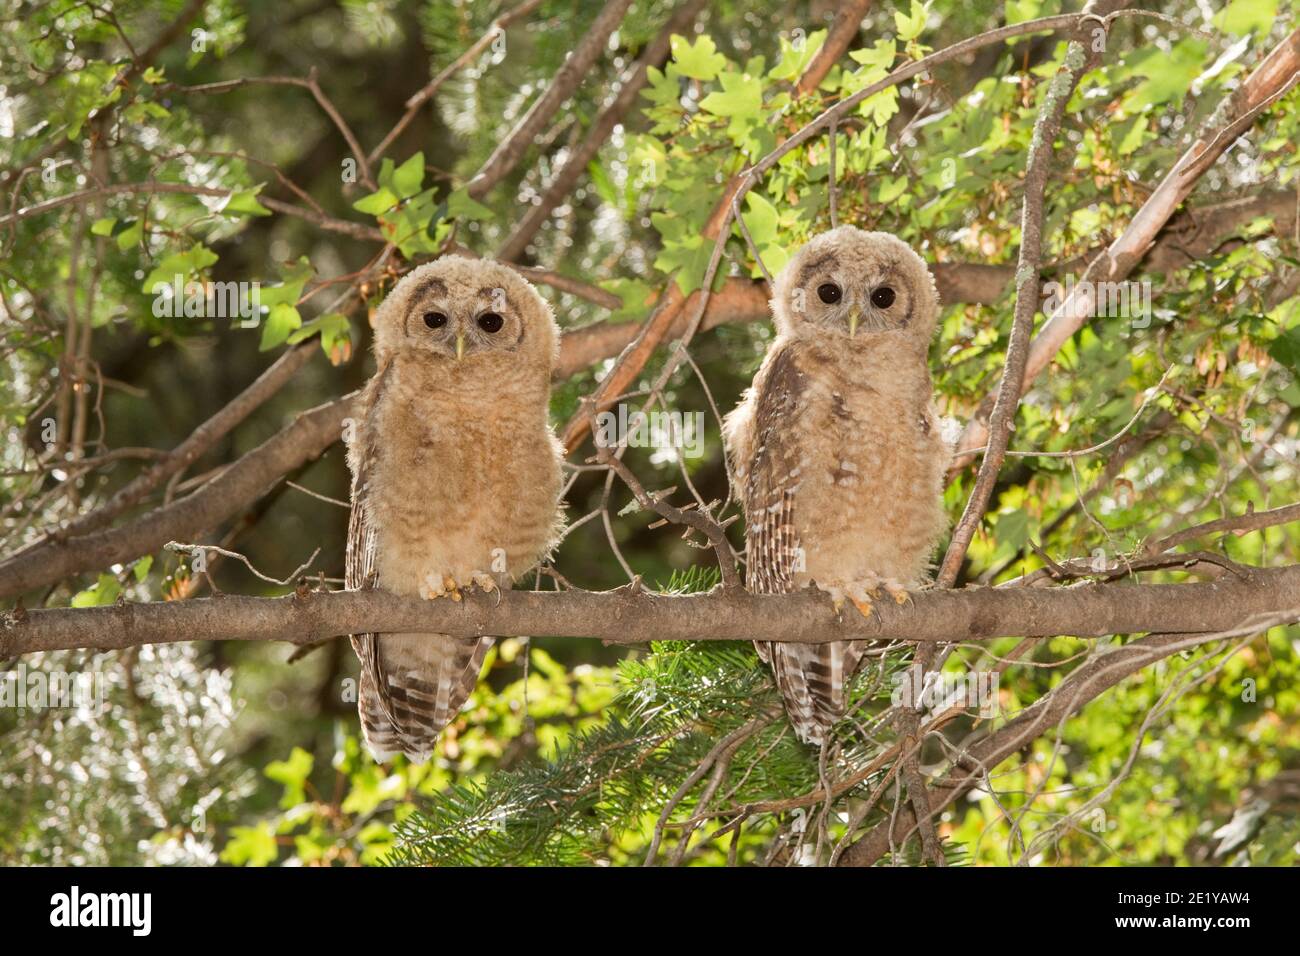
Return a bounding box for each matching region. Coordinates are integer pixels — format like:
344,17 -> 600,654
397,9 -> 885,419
345,371 -> 399,739
744,345 -> 805,604
744,343 -> 864,746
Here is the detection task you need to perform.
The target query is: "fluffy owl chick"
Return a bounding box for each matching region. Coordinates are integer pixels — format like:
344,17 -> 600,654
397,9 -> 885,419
723,227 -> 948,745
346,255 -> 564,762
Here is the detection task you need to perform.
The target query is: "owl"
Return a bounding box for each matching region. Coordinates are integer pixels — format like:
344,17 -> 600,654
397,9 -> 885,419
345,255 -> 564,763
723,227 -> 948,746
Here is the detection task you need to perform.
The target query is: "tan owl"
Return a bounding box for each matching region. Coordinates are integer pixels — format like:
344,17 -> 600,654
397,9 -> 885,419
723,227 -> 948,745
345,255 -> 564,762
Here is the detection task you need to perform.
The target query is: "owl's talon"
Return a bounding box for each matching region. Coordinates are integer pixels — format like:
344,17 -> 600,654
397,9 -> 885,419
849,595 -> 874,618
420,572 -> 466,601
468,571 -> 503,606
821,585 -> 847,615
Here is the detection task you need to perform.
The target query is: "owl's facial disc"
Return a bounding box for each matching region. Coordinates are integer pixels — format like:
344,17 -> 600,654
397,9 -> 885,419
404,281 -> 523,361
795,259 -> 911,338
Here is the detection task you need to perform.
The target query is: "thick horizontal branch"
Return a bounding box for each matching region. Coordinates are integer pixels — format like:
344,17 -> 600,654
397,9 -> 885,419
5,563 -> 1300,656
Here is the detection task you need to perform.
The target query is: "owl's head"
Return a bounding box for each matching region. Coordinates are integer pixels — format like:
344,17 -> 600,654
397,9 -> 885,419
372,255 -> 558,370
772,227 -> 939,348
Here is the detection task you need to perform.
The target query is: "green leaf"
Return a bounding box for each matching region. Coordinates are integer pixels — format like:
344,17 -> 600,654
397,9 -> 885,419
1122,39 -> 1209,111
389,151 -> 425,199
256,257 -> 314,308
768,29 -> 827,82
221,822 -> 278,867
738,192 -> 779,248
1267,327 -> 1300,375
1115,116 -> 1149,156
653,231 -> 716,295
132,556 -> 153,583
894,0 -> 930,42
140,245 -> 219,295
447,187 -> 493,221
1005,0 -> 1041,26
222,186 -> 271,217
57,62 -> 123,138
670,34 -> 727,81
115,220 -> 143,251
353,186 -> 399,215
860,86 -> 900,127
849,38 -> 896,73
70,573 -> 122,608
700,68 -> 763,144
260,302 -> 302,351
994,510 -> 1030,551
641,65 -> 682,108
1214,0 -> 1278,35
600,278 -> 657,322
735,192 -> 788,278
265,746 -> 315,808
122,101 -> 170,124
341,765 -> 407,817
876,175 -> 908,204
286,311 -> 353,365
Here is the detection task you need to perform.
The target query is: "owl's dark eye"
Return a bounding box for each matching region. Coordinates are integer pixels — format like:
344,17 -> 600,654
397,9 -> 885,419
477,312 -> 504,334
817,283 -> 842,304
423,311 -> 447,330
870,286 -> 896,309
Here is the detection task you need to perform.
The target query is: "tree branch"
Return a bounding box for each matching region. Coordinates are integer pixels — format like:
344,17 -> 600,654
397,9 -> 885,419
368,0 -> 546,167
835,620 -> 1283,866
0,396 -> 351,601
496,0 -> 710,262
951,26 -> 1300,472
4,563 -> 1298,656
465,0 -> 637,199
44,344 -> 319,541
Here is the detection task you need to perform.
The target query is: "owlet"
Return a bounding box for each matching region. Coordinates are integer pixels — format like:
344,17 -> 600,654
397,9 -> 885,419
346,256 -> 564,762
723,227 -> 948,745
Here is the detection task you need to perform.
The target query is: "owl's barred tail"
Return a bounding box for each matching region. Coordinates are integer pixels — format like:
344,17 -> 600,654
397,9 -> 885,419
758,639 -> 865,747
358,632 -> 492,763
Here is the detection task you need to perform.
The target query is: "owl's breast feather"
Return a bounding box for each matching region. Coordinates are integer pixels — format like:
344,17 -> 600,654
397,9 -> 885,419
363,364 -> 562,593
790,347 -> 947,583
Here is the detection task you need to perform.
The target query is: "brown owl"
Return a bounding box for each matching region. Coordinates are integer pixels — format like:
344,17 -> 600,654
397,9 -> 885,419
723,227 -> 948,745
345,256 -> 564,762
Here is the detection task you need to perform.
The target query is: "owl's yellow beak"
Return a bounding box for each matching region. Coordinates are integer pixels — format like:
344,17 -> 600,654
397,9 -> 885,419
847,307 -> 860,338
455,332 -> 465,361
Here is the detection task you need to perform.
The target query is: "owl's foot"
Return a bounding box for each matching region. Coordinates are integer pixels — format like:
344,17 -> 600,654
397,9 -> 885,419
817,577 -> 910,619
468,570 -> 498,593
879,577 -> 912,607
468,570 -> 504,606
846,583 -> 877,619
817,581 -> 876,619
420,573 -> 463,602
